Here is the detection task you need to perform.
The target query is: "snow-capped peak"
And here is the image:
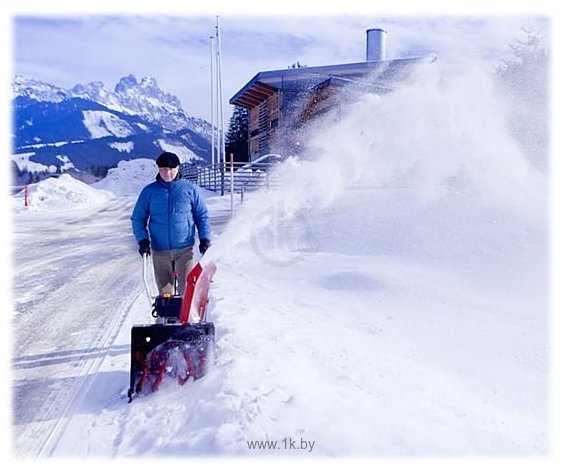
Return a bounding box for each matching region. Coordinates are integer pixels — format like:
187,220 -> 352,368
113,73 -> 183,115
12,75 -> 70,102
139,76 -> 158,90
12,74 -> 211,135
114,74 -> 139,94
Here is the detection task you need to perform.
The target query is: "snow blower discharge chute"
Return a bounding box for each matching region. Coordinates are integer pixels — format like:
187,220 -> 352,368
128,254 -> 216,401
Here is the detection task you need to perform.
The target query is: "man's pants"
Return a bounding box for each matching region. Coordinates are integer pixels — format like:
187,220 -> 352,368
152,247 -> 195,296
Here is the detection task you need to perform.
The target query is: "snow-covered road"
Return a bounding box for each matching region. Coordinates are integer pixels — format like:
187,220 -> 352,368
12,197 -> 142,456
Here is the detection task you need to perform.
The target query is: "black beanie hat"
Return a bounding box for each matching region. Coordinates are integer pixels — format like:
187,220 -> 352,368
156,152 -> 180,168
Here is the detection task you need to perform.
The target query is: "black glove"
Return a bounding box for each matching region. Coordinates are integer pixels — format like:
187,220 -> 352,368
138,238 -> 151,256
199,238 -> 211,255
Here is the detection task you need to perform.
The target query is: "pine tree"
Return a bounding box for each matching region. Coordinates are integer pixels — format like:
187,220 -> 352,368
225,106 -> 249,162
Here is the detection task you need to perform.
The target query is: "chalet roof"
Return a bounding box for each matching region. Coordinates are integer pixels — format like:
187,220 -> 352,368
230,57 -> 427,108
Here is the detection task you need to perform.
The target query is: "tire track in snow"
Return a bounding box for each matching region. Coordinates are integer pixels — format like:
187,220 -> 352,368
37,287 -> 141,457
12,197 -> 139,457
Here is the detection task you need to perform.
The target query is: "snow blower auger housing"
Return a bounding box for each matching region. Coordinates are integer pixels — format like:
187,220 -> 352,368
127,255 -> 217,402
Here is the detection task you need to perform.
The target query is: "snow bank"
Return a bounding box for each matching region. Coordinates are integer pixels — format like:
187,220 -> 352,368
93,158 -> 158,196
93,158 -> 217,200
12,174 -> 114,213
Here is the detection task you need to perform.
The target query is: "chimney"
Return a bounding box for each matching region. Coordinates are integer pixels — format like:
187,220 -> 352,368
366,28 -> 387,62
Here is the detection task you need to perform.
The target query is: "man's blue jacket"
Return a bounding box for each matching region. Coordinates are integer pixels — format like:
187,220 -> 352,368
131,176 -> 211,251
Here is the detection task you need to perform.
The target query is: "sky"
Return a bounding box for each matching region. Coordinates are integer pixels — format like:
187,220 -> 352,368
6,1 -> 554,124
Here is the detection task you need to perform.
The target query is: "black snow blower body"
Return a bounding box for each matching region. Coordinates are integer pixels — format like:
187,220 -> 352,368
127,254 -> 217,401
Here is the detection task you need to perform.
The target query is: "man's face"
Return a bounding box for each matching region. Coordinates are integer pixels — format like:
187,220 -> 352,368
159,166 -> 179,182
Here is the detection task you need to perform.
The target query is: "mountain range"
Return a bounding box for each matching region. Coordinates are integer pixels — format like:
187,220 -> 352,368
11,75 -> 213,183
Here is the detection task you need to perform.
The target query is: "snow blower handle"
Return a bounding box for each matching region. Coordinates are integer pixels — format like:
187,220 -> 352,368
142,253 -> 154,309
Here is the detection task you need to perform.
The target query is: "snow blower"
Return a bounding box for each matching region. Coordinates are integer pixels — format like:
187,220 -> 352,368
127,254 -> 217,402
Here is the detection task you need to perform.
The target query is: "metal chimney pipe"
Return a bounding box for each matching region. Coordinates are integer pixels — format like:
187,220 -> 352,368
366,28 -> 387,62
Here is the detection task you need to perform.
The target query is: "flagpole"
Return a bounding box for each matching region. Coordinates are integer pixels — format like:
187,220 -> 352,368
210,35 -> 215,169
216,16 -> 226,196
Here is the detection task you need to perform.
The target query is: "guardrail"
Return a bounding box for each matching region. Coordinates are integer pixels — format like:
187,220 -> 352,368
181,154 -> 285,198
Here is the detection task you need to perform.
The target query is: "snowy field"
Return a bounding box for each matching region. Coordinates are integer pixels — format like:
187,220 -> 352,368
8,60 -> 557,468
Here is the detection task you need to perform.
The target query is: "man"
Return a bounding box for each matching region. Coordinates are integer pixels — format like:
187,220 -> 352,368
131,151 -> 211,295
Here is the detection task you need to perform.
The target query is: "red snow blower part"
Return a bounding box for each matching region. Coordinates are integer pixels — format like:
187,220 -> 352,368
127,254 -> 217,402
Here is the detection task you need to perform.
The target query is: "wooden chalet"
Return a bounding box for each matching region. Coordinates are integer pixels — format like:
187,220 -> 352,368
230,29 -> 426,161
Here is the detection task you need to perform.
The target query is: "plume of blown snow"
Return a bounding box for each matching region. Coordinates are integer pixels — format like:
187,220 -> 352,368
211,59 -> 548,266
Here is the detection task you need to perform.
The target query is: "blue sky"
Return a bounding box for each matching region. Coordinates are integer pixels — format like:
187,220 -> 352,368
8,2 -> 552,123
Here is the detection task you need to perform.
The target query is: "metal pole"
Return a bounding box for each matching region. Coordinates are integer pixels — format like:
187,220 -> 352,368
216,16 -> 226,196
210,35 -> 215,169
215,18 -> 221,194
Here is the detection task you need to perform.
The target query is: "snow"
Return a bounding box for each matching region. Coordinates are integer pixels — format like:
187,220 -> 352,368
12,174 -> 113,212
54,155 -> 76,172
108,141 -> 134,153
9,58 -> 556,469
12,152 -> 77,173
12,152 -> 55,173
18,140 -> 85,149
91,158 -> 158,196
82,110 -> 135,139
156,138 -> 201,163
